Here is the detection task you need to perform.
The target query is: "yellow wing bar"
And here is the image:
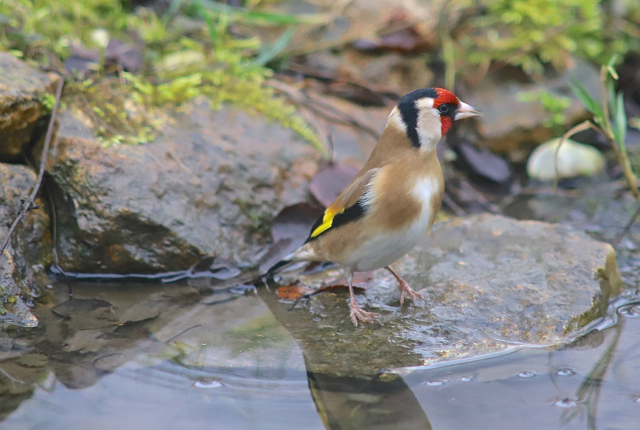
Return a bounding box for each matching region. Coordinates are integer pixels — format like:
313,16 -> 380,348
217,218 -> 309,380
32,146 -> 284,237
310,206 -> 344,238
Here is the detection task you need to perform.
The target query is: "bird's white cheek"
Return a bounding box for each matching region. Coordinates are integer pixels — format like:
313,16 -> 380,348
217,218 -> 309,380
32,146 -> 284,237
416,110 -> 442,152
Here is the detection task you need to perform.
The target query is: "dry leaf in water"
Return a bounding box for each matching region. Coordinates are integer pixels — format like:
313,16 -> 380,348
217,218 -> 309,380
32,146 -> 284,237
276,282 -> 314,301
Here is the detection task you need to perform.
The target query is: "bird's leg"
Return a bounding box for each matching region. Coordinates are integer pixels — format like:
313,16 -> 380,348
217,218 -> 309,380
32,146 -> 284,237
385,266 -> 424,305
345,268 -> 380,327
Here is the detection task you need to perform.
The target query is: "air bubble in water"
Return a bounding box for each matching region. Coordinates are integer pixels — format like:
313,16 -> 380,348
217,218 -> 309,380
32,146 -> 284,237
426,380 -> 445,386
556,368 -> 576,377
554,398 -> 577,408
193,378 -> 223,389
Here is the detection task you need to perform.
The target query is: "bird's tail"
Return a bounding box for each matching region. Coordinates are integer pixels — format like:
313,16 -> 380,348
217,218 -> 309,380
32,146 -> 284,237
265,258 -> 295,278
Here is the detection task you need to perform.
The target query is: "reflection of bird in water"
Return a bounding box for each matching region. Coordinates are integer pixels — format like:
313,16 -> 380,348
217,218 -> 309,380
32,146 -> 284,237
269,88 -> 482,326
307,371 -> 434,430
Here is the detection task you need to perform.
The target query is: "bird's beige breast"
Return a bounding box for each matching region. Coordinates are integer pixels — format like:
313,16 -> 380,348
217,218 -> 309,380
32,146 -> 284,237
310,153 -> 444,268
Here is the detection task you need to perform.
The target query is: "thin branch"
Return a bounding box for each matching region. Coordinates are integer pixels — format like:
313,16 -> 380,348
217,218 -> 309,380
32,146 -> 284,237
599,67 -> 613,139
552,120 -> 597,194
0,77 -> 64,256
612,203 -> 640,246
442,190 -> 467,217
165,324 -> 202,344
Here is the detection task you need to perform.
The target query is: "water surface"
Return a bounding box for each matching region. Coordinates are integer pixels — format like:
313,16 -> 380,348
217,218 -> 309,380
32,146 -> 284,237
1,282 -> 638,430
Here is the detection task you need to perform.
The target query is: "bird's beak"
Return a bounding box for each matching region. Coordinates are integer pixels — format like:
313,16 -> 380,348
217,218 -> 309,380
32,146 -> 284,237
455,101 -> 482,121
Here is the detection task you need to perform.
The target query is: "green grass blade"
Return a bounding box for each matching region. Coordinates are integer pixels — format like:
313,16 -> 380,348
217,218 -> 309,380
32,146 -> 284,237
252,26 -> 296,66
197,0 -> 328,25
569,75 -> 601,118
606,55 -> 619,80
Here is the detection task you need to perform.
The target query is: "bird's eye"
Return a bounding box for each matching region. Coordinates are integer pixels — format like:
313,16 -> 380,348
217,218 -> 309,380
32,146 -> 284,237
438,104 -> 449,114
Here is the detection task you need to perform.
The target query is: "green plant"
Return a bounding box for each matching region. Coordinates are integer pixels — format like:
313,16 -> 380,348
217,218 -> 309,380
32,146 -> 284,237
558,56 -> 637,199
0,0 -> 130,60
449,0 -> 635,80
0,0 -> 326,153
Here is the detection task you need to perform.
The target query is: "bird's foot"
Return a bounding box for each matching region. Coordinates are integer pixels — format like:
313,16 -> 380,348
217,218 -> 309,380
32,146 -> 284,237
349,299 -> 380,327
397,278 -> 425,306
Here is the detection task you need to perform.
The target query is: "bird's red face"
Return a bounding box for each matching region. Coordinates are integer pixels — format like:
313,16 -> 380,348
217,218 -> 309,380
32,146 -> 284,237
432,88 -> 459,136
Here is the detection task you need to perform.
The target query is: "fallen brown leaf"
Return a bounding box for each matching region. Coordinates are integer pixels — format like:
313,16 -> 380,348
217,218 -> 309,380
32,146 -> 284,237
276,282 -> 314,301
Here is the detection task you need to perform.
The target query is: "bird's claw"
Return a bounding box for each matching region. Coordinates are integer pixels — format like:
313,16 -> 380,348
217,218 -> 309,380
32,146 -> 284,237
398,279 -> 425,306
349,300 -> 381,327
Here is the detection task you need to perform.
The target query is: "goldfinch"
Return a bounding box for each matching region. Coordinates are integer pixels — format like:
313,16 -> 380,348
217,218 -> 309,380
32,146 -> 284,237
270,88 -> 482,326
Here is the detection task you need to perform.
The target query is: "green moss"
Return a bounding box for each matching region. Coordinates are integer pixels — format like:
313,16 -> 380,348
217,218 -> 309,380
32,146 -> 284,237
453,0 -> 638,77
40,93 -> 56,115
0,0 -> 325,153
517,89 -> 571,134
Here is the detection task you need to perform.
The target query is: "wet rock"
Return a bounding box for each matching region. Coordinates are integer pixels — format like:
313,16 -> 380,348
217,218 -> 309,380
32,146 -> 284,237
501,185 -> 640,289
0,53 -> 60,162
526,138 -> 605,180
468,58 -> 600,154
262,214 -> 622,376
0,164 -> 51,327
43,102 -> 321,273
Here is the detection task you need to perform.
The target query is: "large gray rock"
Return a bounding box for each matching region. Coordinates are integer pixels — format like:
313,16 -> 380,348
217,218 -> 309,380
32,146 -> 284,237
502,183 -> 640,288
44,102 -> 321,273
0,163 -> 51,327
0,53 -> 59,162
262,214 -> 622,376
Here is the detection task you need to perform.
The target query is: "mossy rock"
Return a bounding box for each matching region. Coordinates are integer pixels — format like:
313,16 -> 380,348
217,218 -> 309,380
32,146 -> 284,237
0,54 -> 59,162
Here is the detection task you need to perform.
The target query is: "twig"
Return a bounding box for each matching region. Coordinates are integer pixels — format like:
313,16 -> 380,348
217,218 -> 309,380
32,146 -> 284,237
441,191 -> 466,217
267,80 -> 383,140
552,120 -> 597,194
0,77 -> 64,256
460,179 -> 500,213
612,203 -> 640,246
165,324 -> 202,344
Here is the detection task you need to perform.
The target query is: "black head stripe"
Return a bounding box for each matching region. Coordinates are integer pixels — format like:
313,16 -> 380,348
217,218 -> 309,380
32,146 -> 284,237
397,88 -> 438,148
